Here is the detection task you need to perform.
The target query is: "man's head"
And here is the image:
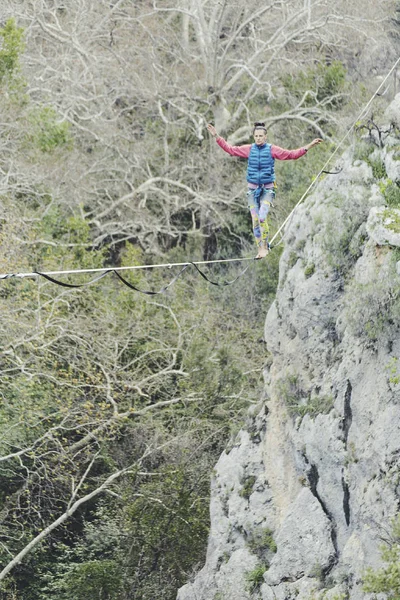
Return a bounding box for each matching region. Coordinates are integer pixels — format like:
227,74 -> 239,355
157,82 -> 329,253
253,121 -> 267,145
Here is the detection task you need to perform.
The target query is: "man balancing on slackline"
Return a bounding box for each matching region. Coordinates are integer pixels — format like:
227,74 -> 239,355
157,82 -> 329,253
207,122 -> 322,259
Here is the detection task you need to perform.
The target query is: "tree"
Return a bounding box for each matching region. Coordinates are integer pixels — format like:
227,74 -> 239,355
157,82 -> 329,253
363,515 -> 400,599
1,0 -> 390,254
0,210 -> 267,595
0,1 -> 397,598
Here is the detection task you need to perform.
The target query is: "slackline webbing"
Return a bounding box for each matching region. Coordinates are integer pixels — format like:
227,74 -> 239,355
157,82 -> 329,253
0,255 -> 255,281
0,258 -> 255,295
0,55 -> 398,295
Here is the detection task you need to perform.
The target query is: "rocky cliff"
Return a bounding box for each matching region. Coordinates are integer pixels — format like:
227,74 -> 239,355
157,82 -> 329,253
177,95 -> 400,600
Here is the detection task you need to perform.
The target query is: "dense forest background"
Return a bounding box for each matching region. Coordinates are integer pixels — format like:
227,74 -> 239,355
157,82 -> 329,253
0,1 -> 398,599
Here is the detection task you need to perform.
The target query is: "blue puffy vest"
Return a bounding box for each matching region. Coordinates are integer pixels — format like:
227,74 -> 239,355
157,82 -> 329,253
246,143 -> 275,185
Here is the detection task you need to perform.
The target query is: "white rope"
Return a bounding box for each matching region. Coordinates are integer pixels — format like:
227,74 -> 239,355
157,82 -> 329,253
0,256 -> 255,281
1,55 -> 399,282
270,55 -> 400,246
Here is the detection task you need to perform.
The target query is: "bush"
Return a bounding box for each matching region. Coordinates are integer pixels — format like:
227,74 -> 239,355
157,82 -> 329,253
278,374 -> 333,418
281,61 -> 348,109
245,563 -> 269,593
239,475 -> 257,500
368,157 -> 387,179
304,262 -> 315,278
28,106 -> 73,153
247,527 -> 277,557
383,181 -> 400,208
62,560 -> 123,600
0,18 -> 25,83
387,357 -> 400,385
353,140 -> 375,163
278,374 -> 306,416
363,515 -> 400,597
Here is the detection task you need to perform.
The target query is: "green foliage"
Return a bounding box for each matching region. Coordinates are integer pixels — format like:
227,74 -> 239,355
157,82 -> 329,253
0,4 -> 384,599
247,527 -> 277,557
0,18 -> 25,83
121,462 -> 211,600
316,61 -> 347,103
310,562 -> 326,584
288,250 -> 299,269
28,206 -> 105,271
245,563 -> 269,593
363,515 -> 400,598
344,441 -> 358,466
369,157 -> 387,180
27,508 -> 126,600
281,61 -> 348,108
180,340 -> 243,406
296,239 -> 307,252
59,560 -> 123,600
382,181 -> 400,208
0,202 -> 274,599
0,93 -> 378,600
383,208 -> 400,233
387,357 -> 400,385
278,374 -> 305,416
239,475 -> 257,499
27,106 -> 72,153
304,262 -> 315,278
0,578 -> 19,599
278,375 -> 333,418
393,246 -> 400,263
295,394 -> 333,419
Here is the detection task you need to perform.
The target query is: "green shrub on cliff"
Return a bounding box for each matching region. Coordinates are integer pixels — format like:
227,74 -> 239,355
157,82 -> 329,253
363,515 -> 400,598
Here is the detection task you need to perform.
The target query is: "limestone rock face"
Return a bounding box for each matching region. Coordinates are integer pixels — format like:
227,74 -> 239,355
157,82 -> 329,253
384,92 -> 400,128
177,94 -> 400,600
366,206 -> 400,246
264,488 -> 336,585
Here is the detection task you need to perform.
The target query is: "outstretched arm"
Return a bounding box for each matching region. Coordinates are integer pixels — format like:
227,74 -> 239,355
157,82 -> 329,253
305,138 -> 323,150
207,123 -> 218,138
207,123 -> 251,158
272,138 -> 323,160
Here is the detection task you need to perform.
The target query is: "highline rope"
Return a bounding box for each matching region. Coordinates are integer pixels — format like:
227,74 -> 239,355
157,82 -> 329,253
0,257 -> 256,294
1,55 -> 399,291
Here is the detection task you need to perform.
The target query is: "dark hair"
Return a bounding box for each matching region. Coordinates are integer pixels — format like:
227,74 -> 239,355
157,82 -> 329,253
253,121 -> 267,133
